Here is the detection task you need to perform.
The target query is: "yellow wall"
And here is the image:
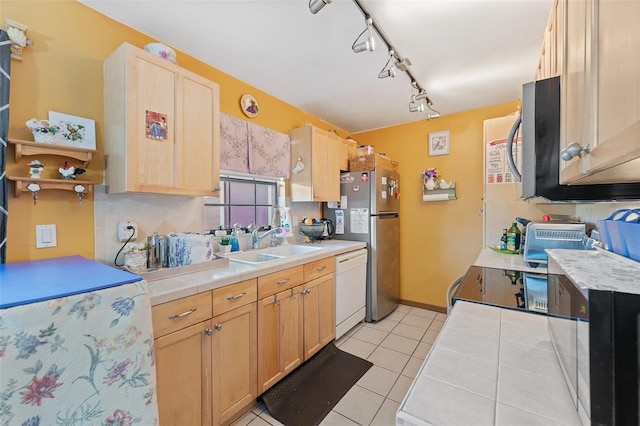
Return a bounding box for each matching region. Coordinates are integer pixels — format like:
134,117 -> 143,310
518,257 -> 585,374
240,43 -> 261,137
2,1 -> 341,262
354,102 -> 520,309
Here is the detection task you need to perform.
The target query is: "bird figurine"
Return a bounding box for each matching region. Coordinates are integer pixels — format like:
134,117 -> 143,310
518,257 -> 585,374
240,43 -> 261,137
59,161 -> 76,180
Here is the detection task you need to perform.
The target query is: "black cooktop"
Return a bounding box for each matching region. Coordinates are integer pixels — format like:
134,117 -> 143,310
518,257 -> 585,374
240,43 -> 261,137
452,265 -> 548,313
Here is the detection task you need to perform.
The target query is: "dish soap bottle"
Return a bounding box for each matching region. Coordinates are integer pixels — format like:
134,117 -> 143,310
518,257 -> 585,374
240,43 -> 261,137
230,224 -> 241,252
506,222 -> 521,251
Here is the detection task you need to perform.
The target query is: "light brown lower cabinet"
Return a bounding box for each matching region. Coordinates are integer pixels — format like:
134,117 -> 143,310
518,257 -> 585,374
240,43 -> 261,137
302,273 -> 336,360
155,320 -> 212,426
153,257 -> 336,424
257,285 -> 304,394
211,302 -> 258,425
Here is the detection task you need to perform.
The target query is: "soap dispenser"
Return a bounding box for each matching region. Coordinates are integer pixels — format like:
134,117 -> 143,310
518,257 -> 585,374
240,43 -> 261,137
230,224 -> 241,252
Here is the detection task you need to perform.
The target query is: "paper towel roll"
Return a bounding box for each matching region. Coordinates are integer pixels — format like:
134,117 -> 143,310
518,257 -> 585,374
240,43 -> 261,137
422,193 -> 450,202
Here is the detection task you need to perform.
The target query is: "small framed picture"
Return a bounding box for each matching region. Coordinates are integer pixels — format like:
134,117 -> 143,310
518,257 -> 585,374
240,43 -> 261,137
48,111 -> 96,150
240,94 -> 259,118
429,130 -> 449,156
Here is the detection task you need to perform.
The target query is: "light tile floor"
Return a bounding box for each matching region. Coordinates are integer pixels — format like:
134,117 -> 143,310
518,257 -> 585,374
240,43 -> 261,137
233,304 -> 446,426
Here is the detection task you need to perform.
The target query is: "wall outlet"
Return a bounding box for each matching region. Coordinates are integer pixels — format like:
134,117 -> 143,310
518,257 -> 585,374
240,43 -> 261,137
117,221 -> 138,242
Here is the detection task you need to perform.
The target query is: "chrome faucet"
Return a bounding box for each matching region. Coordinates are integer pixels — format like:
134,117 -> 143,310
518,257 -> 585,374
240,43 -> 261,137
252,227 -> 283,249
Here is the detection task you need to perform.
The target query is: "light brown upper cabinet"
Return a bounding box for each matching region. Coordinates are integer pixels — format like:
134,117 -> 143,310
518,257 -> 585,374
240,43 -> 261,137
559,0 -> 640,184
104,43 -> 221,195
289,125 -> 341,202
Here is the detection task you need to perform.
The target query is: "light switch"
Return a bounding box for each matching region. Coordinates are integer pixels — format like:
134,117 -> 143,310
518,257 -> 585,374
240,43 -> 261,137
36,224 -> 57,248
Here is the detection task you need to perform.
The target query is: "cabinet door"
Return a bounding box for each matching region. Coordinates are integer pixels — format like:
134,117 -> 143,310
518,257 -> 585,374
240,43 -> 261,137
257,287 -> 303,394
176,70 -> 221,194
317,130 -> 341,201
155,320 -> 212,426
585,0 -> 640,182
302,274 -> 336,360
337,134 -> 350,171
211,303 -> 257,425
133,51 -> 178,190
310,127 -> 331,201
560,0 -> 592,184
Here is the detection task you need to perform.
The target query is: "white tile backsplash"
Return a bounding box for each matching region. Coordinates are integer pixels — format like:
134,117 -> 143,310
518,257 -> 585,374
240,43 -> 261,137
93,186 -> 322,264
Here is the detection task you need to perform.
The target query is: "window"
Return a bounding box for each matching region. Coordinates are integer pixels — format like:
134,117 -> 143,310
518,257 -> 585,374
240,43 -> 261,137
204,176 -> 279,232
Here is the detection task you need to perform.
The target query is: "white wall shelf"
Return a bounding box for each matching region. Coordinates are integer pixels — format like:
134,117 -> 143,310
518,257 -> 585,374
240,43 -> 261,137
422,187 -> 457,201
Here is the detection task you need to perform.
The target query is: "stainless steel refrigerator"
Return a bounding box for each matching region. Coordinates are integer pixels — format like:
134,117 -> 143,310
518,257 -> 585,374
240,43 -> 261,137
323,169 -> 400,322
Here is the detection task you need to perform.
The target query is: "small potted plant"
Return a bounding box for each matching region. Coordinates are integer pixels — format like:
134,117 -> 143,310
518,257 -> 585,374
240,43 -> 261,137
218,235 -> 232,253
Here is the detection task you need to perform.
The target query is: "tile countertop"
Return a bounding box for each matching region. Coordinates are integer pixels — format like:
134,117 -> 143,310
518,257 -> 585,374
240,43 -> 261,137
547,248 -> 640,295
473,248 -> 547,274
147,240 -> 366,306
396,301 -> 582,426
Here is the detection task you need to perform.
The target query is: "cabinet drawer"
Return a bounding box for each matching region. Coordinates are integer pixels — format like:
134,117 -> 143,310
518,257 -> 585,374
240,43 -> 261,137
211,278 -> 257,316
258,266 -> 304,299
152,292 -> 212,338
303,257 -> 335,282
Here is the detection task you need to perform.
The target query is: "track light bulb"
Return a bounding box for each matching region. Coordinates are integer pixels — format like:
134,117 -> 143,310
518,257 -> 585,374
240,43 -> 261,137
353,39 -> 374,53
427,112 -> 441,120
378,68 -> 396,79
409,101 -> 424,113
309,0 -> 332,14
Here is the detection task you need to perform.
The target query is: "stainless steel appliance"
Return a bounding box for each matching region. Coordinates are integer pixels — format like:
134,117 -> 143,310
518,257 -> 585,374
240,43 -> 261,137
451,265 -> 548,314
506,76 -> 640,201
547,259 -> 640,425
323,169 -> 400,321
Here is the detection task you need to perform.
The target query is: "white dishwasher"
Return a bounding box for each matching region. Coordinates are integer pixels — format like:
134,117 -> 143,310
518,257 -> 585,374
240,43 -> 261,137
335,248 -> 368,339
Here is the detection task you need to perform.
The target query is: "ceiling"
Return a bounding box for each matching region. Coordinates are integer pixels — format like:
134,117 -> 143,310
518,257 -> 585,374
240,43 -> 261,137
79,0 -> 553,134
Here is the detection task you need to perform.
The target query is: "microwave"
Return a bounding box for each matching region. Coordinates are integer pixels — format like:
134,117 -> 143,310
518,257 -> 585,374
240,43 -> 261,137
506,76 -> 640,202
547,267 -> 640,425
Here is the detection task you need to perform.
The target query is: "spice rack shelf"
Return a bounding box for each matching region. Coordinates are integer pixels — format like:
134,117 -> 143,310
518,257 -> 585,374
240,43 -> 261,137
8,138 -> 95,167
7,177 -> 94,198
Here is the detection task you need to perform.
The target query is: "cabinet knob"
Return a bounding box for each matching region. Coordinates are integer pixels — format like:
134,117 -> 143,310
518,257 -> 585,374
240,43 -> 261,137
214,186 -> 221,191
205,328 -> 213,336
561,143 -> 590,161
214,324 -> 222,331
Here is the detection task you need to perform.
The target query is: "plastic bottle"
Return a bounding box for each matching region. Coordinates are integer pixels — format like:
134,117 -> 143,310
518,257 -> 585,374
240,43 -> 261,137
230,225 -> 240,252
506,222 -> 521,251
500,229 -> 508,251
230,235 -> 240,252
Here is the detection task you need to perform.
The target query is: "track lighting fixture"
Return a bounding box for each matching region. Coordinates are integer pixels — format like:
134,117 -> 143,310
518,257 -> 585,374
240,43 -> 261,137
352,17 -> 375,53
409,101 -> 424,113
309,0 -> 332,14
378,49 -> 397,79
309,0 -> 437,115
414,90 -> 428,101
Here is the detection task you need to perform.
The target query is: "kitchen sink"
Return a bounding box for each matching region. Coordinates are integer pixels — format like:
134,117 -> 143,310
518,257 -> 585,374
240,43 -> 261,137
225,245 -> 328,265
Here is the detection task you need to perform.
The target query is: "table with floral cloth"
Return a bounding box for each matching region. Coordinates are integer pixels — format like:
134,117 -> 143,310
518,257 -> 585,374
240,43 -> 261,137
0,256 -> 159,426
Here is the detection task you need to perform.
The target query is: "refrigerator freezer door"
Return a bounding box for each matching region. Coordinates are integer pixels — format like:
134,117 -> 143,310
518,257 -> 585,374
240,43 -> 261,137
368,213 -> 400,321
371,170 -> 400,214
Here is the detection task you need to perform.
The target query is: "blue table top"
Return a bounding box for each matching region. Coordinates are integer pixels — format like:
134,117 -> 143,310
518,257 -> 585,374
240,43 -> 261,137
0,255 -> 143,309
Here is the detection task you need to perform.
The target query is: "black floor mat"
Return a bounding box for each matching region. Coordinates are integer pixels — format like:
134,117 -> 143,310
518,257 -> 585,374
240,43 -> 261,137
261,341 -> 373,426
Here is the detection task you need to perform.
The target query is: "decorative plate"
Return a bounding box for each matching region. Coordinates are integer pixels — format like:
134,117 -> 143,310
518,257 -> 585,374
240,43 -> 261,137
240,94 -> 259,118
